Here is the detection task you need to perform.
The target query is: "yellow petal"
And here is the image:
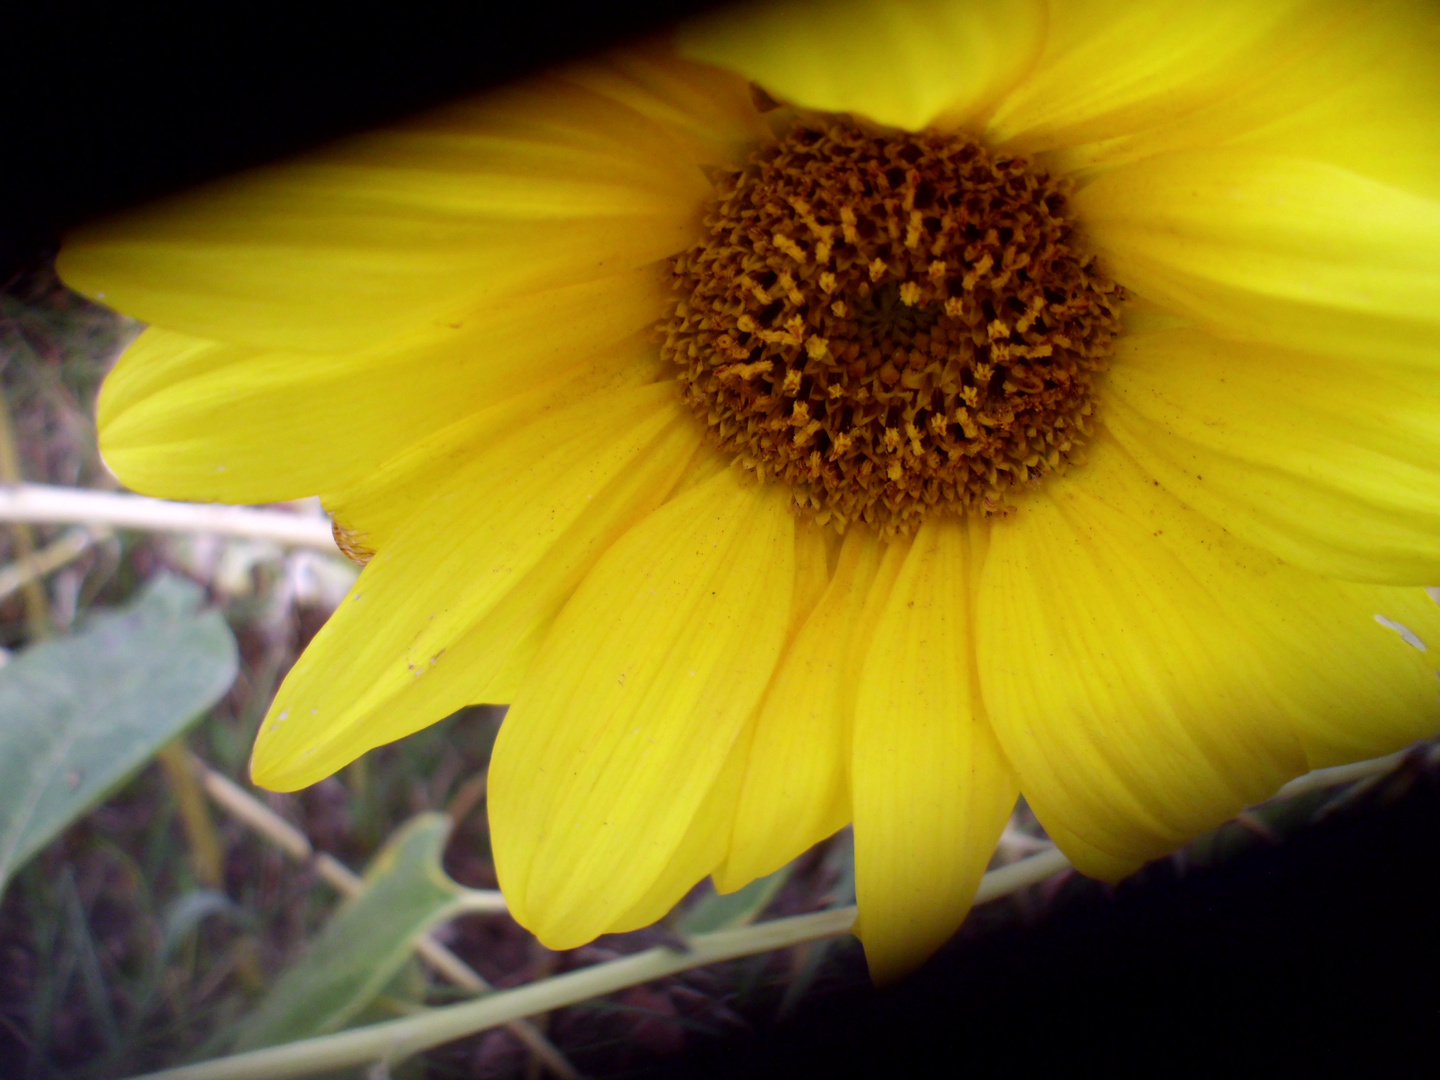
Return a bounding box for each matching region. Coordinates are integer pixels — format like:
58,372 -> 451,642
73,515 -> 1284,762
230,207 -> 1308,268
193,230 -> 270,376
1018,0 -> 1440,199
986,0 -> 1335,166
99,268 -> 668,503
565,46 -> 772,160
977,434 -> 1440,880
608,718 -> 758,933
611,514 -> 832,923
1076,150 -> 1440,368
678,0 -> 1045,131
1290,582 -> 1440,769
489,470 -> 795,949
59,52 -> 753,353
852,519 -> 1018,983
789,515 -> 837,638
250,384 -> 699,790
681,0 -> 1439,193
1105,327 -> 1440,583
319,331 -> 668,552
1225,0 -> 1440,201
716,528 -> 884,892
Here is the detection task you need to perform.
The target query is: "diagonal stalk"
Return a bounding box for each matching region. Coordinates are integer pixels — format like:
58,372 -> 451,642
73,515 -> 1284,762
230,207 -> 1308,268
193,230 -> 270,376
130,905 -> 864,1080
129,745 -> 1421,1079
126,845 -> 1074,1080
190,758 -> 576,1078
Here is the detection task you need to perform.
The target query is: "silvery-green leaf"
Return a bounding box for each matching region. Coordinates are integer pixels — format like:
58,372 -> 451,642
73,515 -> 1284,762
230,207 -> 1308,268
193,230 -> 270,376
0,573 -> 238,893
231,812 -> 471,1052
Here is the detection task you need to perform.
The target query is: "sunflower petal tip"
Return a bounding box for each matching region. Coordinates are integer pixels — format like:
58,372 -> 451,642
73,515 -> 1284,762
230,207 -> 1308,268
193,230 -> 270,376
520,906 -> 602,954
248,724 -> 329,794
853,916 -> 937,988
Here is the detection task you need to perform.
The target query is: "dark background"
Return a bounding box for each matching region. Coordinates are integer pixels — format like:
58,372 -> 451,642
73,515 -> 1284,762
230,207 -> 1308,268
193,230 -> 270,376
672,762 -> 1440,1078
6,4 -> 1440,1074
1,2 -> 725,274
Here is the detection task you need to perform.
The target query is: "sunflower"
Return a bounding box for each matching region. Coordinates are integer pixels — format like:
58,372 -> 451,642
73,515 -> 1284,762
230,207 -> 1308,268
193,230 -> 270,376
59,0 -> 1440,980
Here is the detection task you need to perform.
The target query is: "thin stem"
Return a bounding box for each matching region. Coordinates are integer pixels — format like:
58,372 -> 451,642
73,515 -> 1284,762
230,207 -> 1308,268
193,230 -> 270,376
973,846 -> 1071,904
448,891 -> 522,918
157,741 -> 226,888
0,395 -> 51,638
0,524 -> 106,603
995,823 -> 1055,859
126,840 -> 1080,1080
156,743 -> 269,991
189,758 -> 571,1077
154,739 -> 1427,1080
0,483 -> 338,550
128,905 -> 865,1080
125,741 -> 1413,1080
1271,749 -> 1409,801
194,762 -> 505,913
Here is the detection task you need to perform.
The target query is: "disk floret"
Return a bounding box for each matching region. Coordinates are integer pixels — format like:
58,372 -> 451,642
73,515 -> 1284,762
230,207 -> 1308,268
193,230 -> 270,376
661,119 -> 1125,535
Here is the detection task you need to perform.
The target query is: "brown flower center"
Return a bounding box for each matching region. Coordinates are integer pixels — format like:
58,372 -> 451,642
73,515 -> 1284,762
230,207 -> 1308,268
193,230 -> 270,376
660,118 -> 1124,536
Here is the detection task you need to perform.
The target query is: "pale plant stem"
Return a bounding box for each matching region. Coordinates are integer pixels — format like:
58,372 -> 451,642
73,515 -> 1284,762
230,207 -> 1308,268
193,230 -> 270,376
0,401 -> 50,638
157,742 -> 226,888
142,744 -> 1418,1080
200,763 -> 502,912
0,483 -> 338,550
0,521 -> 108,601
0,524 -> 108,603
995,823 -> 1055,859
129,905 -> 866,1080
974,845 -> 1072,904
190,758 -> 577,1080
123,843 -> 1077,1080
1270,749 -> 1409,800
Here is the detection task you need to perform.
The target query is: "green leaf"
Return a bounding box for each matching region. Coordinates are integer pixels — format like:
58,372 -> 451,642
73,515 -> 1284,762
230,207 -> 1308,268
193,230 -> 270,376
0,573 -> 238,893
675,863 -> 795,936
231,812 -> 471,1052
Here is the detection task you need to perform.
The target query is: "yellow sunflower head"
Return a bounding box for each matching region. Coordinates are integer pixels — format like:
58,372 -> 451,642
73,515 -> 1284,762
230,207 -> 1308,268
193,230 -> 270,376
58,0 -> 1440,981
